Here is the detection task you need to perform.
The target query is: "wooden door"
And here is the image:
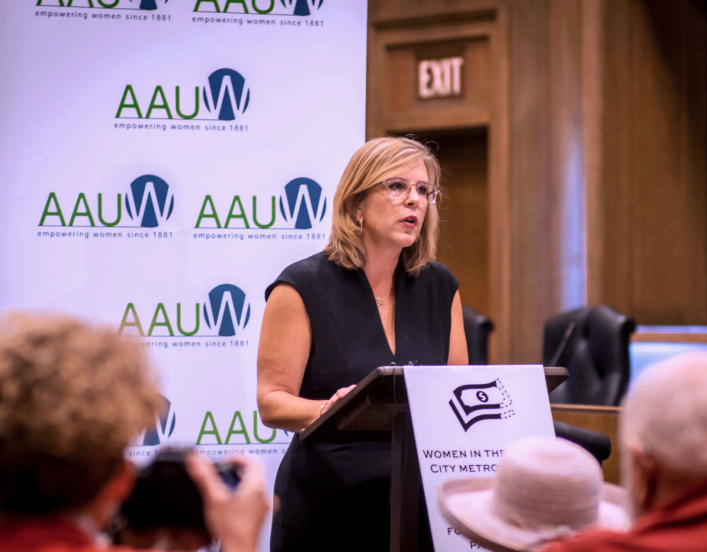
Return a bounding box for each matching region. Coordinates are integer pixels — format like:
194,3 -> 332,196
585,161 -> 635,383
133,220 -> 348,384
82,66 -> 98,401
412,129 -> 490,317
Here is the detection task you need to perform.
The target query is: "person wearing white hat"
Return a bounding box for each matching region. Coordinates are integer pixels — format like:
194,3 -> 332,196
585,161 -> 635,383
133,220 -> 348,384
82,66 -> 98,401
438,436 -> 629,551
440,352 -> 707,552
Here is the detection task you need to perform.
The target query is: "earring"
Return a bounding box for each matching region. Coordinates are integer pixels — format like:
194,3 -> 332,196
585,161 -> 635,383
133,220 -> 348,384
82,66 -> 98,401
356,219 -> 364,234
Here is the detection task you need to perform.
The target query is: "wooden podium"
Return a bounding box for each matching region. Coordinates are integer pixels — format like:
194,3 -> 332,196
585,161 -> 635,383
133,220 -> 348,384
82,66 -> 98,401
301,366 -> 568,552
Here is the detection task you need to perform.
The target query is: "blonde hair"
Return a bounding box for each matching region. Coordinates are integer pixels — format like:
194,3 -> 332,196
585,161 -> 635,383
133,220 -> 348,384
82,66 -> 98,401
0,311 -> 162,513
324,136 -> 441,276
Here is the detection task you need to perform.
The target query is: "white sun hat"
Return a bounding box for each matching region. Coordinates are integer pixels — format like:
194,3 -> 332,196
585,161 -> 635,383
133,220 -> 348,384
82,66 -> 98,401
438,436 -> 630,551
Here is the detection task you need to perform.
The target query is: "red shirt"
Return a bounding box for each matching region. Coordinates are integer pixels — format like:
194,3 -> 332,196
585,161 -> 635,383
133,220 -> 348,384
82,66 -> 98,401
541,480 -> 707,552
0,517 -> 156,552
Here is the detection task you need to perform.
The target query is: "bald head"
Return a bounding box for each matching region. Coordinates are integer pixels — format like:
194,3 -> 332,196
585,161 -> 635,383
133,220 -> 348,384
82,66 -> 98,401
621,352 -> 707,480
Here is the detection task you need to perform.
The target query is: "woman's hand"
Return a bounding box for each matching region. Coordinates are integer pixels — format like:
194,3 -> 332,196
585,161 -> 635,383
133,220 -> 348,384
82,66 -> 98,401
185,454 -> 270,552
320,385 -> 356,417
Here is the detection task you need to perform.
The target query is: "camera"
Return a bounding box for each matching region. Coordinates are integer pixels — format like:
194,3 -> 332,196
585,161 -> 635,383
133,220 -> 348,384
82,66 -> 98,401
117,447 -> 241,537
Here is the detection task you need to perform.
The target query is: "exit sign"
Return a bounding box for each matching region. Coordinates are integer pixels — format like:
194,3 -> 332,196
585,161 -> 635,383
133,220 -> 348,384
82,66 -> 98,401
418,56 -> 464,100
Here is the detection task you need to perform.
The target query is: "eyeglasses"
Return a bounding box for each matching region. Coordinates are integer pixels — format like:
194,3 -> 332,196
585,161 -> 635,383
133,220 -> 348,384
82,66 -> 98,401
375,178 -> 439,204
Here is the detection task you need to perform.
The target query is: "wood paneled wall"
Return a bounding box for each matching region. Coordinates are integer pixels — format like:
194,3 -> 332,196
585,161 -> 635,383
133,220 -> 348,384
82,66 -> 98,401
368,0 -> 707,364
505,0 -> 587,362
586,0 -> 707,325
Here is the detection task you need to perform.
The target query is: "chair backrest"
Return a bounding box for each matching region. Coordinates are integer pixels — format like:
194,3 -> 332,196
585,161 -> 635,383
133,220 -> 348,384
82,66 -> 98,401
462,306 -> 494,365
544,306 -> 636,406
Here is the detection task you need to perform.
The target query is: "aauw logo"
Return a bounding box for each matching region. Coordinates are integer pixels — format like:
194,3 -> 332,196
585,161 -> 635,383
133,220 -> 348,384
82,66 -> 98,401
194,176 -> 326,230
193,0 -> 323,16
203,284 -> 251,336
36,0 -> 169,9
126,175 -> 174,228
119,284 -> 251,338
280,177 -> 326,229
139,394 -> 176,446
38,174 -> 174,229
116,68 -> 250,122
281,0 -> 323,16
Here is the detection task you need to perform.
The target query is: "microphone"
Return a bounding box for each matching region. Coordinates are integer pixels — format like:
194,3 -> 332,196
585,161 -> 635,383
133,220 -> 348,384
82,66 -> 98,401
548,321 -> 577,367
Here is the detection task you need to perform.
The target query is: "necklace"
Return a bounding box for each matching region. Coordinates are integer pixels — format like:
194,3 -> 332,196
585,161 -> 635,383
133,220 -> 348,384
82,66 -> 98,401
375,282 -> 394,306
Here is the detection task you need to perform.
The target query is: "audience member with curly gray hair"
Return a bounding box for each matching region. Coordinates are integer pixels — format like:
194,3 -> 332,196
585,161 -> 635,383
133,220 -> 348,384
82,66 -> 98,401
0,311 -> 269,552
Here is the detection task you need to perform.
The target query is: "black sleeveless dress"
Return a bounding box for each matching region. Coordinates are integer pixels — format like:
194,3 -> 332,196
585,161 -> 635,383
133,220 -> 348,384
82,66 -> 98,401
265,252 -> 459,552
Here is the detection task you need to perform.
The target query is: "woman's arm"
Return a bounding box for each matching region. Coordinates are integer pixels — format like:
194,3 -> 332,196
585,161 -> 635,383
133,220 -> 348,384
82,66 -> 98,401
448,290 -> 469,365
257,284 -> 353,431
257,284 -> 322,431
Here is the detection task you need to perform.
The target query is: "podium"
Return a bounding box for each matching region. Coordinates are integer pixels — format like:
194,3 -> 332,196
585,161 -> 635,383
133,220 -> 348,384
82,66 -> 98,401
301,366 -> 568,552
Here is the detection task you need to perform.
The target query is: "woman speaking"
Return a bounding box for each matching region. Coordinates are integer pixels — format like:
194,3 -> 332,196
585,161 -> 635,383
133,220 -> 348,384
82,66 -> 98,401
257,136 -> 468,551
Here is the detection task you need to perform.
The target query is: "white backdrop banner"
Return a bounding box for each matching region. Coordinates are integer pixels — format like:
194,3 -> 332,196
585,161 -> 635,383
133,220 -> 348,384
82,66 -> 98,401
0,1 -> 367,549
405,365 -> 556,551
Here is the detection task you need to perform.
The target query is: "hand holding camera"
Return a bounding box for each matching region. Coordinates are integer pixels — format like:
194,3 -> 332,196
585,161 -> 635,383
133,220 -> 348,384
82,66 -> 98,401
116,449 -> 270,552
186,453 -> 270,552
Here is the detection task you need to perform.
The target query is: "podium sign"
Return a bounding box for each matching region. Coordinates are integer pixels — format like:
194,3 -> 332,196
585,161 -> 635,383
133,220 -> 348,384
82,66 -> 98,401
405,365 -> 555,551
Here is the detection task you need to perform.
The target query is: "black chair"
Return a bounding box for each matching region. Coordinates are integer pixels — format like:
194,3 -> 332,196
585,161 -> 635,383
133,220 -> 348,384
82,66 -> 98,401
544,306 -> 636,406
543,305 -> 636,464
461,305 -> 614,465
462,306 -> 494,365
553,421 -> 612,464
